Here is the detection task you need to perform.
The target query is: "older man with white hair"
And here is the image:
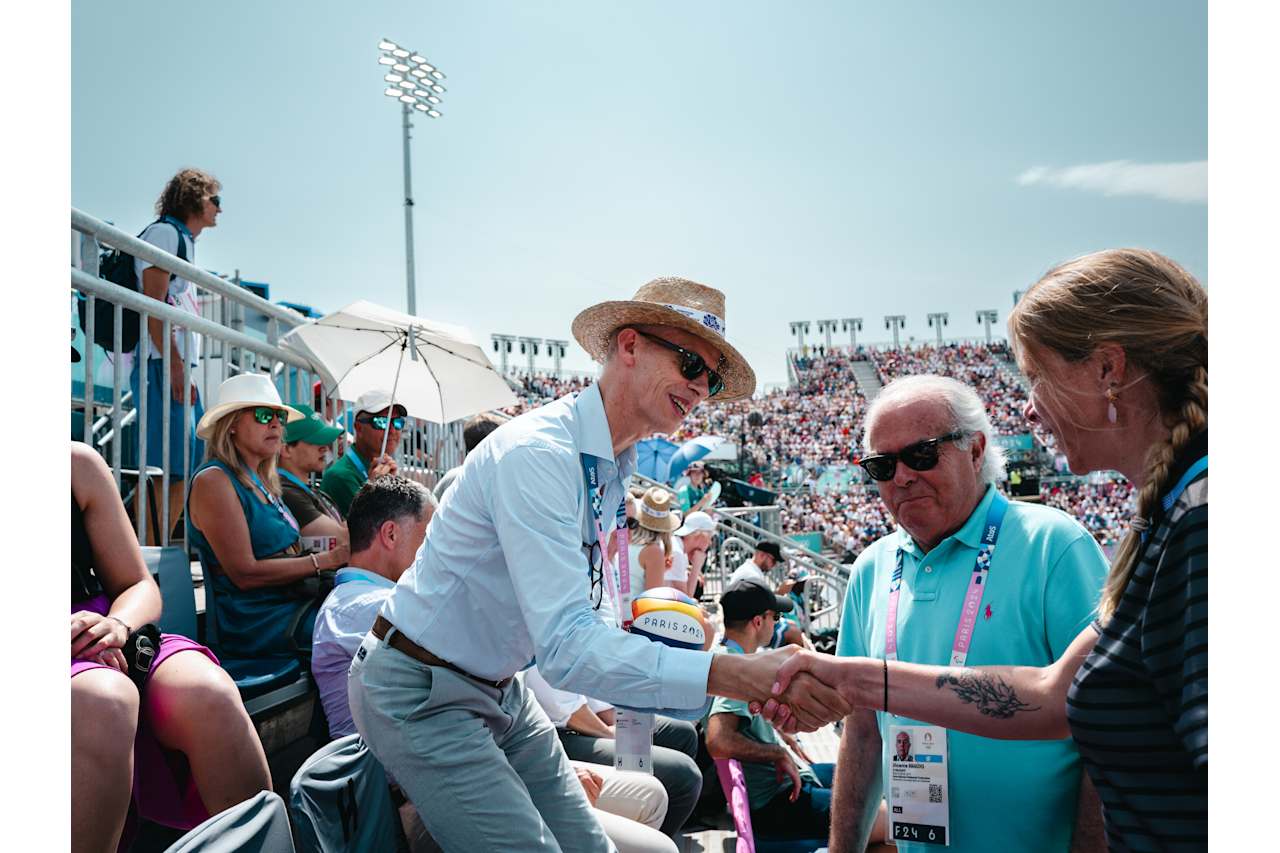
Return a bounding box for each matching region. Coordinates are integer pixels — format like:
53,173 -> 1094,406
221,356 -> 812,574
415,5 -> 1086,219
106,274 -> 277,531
825,375 -> 1108,853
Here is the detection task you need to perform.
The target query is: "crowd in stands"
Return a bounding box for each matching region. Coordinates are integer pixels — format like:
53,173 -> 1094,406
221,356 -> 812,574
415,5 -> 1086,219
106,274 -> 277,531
1041,478 -> 1135,547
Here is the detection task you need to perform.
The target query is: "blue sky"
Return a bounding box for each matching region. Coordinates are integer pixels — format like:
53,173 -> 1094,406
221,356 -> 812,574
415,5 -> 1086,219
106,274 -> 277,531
70,0 -> 1207,387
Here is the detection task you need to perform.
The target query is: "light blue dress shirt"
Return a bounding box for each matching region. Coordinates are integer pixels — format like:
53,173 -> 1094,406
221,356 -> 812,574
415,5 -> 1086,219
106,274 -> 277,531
383,383 -> 714,712
311,567 -> 397,739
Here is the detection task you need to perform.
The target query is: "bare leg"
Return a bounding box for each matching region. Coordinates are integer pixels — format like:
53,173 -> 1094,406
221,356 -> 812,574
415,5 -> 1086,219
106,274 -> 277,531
72,669 -> 139,853
145,652 -> 271,814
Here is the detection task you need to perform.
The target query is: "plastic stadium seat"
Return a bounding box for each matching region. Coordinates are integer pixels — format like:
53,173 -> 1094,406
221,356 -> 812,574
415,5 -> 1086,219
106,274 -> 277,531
715,758 -> 826,853
163,789 -> 295,853
142,545 -> 198,638
289,734 -> 402,853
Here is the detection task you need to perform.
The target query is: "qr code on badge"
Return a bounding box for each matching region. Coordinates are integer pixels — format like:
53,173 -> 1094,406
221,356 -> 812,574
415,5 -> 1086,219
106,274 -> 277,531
929,784 -> 943,804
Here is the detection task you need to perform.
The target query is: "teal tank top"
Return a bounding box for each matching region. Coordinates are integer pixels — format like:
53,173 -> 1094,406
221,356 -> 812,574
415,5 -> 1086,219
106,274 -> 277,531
189,460 -> 315,660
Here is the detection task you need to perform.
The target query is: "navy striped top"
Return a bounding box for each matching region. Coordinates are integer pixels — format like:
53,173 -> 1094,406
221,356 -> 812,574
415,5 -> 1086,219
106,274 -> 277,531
1066,431 -> 1208,851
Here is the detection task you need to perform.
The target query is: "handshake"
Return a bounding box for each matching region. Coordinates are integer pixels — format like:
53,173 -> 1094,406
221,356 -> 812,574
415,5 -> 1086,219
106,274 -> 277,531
711,645 -> 870,733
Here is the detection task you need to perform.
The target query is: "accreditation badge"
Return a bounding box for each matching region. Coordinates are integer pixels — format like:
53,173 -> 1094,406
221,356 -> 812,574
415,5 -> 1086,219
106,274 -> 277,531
887,724 -> 949,846
614,708 -> 654,774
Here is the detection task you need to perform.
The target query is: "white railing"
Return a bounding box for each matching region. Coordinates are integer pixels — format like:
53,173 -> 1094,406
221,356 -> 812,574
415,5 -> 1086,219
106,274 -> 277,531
72,209 -> 467,549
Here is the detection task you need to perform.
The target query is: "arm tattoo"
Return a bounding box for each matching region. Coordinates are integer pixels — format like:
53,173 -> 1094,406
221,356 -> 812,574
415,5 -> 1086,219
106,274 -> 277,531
934,670 -> 1040,719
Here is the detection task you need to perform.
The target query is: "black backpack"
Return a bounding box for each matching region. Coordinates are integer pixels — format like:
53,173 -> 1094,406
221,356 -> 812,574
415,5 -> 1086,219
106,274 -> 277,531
77,218 -> 188,354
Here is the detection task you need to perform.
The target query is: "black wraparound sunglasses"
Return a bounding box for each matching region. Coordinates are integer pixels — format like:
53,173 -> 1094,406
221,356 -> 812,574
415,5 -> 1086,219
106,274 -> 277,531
210,195 -> 222,209
635,331 -> 725,398
856,431 -> 967,482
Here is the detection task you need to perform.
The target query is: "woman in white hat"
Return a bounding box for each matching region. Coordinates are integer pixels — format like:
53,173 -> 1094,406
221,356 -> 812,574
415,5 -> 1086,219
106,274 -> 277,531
629,487 -> 688,596
186,374 -> 349,660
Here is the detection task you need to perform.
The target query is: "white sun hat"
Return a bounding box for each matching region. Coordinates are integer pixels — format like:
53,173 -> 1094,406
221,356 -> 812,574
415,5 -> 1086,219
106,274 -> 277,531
196,373 -> 304,440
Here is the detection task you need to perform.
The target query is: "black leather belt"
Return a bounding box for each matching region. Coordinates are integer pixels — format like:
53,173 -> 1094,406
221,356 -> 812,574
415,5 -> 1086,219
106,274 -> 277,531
371,614 -> 512,690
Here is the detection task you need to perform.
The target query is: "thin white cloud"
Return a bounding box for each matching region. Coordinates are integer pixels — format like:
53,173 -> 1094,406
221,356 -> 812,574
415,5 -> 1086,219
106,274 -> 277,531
1017,159 -> 1207,204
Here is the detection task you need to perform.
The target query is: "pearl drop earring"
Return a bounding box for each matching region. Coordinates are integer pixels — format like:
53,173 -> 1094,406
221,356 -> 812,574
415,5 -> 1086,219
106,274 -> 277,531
1105,386 -> 1118,424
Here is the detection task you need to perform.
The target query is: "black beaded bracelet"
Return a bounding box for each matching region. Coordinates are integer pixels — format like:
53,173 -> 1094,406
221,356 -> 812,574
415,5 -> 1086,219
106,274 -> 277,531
882,656 -> 889,713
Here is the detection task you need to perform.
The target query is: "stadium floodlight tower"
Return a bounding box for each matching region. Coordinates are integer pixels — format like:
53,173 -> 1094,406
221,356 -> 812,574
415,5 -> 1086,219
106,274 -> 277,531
884,315 -> 906,349
926,312 -> 949,346
789,321 -> 811,351
815,319 -> 839,350
975,309 -> 999,345
491,333 -> 516,375
841,317 -> 863,349
545,338 -> 569,377
518,336 -> 543,375
377,38 -> 447,317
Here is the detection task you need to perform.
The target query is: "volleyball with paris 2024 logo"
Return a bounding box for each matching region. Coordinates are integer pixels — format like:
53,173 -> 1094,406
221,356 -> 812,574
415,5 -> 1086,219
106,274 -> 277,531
630,587 -> 705,650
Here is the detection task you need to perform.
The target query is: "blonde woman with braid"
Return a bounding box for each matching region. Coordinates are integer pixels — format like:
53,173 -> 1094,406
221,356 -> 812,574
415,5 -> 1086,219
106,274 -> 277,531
761,249 -> 1208,852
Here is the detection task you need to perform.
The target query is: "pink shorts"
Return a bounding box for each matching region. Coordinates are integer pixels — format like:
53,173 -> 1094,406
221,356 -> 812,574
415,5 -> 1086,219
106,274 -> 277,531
71,595 -> 221,847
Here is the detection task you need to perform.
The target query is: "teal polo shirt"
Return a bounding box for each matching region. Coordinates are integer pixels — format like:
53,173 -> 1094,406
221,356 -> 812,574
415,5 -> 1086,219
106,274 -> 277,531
836,485 -> 1107,853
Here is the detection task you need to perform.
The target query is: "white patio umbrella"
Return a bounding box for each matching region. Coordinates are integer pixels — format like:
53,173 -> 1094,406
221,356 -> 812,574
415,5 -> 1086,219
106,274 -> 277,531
281,300 -> 515,456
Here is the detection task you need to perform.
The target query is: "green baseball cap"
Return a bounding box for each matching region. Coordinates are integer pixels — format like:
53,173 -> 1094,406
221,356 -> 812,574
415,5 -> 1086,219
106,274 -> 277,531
283,404 -> 344,446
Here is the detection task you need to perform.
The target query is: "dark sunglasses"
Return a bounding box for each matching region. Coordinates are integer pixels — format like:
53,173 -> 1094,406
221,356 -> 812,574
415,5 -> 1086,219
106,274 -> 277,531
856,431 -> 967,482
584,541 -> 604,610
251,406 -> 289,425
358,415 -> 406,430
210,195 -> 222,208
635,331 -> 725,398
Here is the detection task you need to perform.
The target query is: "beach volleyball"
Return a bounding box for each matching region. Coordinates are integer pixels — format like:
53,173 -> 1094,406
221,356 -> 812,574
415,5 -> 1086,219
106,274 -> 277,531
630,587 -> 706,650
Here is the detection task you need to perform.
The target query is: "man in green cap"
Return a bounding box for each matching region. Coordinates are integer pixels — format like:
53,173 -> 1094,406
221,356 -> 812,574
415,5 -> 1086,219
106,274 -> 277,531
279,404 -> 348,537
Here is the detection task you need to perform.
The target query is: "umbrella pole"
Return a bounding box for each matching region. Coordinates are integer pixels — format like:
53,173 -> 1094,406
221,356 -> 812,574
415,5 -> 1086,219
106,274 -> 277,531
379,338 -> 408,461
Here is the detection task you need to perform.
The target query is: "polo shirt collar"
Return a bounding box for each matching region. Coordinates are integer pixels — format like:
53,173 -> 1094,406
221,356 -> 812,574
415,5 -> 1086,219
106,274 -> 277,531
896,483 -> 998,556
573,382 -> 637,480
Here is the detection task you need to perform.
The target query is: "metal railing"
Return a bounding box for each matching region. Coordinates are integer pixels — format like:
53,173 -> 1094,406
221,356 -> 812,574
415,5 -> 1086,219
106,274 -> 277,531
630,472 -> 848,633
71,208 -> 468,549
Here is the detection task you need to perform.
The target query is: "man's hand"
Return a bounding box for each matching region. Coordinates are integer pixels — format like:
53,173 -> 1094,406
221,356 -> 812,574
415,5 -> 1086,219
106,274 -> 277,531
782,731 -> 814,765
370,455 -> 399,479
169,359 -> 197,404
575,766 -> 603,807
774,752 -> 803,803
748,650 -> 861,733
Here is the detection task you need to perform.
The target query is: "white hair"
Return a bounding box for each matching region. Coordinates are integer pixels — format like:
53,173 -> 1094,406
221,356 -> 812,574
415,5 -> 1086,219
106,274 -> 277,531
862,374 -> 1007,486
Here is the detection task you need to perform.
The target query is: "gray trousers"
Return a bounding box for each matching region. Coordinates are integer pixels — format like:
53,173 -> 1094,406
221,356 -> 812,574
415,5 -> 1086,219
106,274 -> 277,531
349,630 -> 615,853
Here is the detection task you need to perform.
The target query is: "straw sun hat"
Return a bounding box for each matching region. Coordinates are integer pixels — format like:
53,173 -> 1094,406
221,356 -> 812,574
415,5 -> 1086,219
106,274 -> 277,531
196,373 -> 304,440
637,487 -> 682,534
571,276 -> 756,401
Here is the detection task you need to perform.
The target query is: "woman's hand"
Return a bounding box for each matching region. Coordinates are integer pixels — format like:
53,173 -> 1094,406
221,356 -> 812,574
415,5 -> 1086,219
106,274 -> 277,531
71,611 -> 129,661
322,542 -> 351,571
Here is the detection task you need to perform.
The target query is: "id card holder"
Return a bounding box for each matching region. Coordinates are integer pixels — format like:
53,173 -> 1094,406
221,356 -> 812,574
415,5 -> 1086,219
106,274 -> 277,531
887,724 -> 949,846
614,708 -> 654,774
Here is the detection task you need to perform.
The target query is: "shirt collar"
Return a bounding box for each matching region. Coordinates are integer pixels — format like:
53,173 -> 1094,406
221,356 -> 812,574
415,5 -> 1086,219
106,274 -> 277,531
573,383 -> 637,479
161,215 -> 194,240
334,567 -> 396,589
896,483 -> 998,556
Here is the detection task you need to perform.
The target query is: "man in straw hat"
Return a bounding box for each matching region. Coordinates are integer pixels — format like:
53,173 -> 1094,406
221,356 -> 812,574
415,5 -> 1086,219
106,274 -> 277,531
348,277 -> 836,851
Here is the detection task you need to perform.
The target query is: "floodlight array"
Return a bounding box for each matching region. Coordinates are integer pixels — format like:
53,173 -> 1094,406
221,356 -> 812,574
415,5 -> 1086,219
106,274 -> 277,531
378,38 -> 446,118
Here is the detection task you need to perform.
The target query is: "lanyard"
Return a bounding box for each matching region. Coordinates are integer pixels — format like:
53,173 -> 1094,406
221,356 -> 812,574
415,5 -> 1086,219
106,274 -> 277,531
722,638 -> 745,654
334,568 -> 393,589
582,454 -> 632,628
1140,455 -> 1208,544
280,469 -> 344,521
346,448 -> 368,479
885,494 -> 1008,668
246,467 -> 300,534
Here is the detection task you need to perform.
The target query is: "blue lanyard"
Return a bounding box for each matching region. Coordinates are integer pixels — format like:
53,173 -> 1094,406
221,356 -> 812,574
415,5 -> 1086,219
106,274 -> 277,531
722,638 -> 745,654
334,568 -> 394,589
279,469 -> 313,494
1141,455 -> 1208,544
346,449 -> 368,479
246,467 -> 300,533
581,454 -> 630,620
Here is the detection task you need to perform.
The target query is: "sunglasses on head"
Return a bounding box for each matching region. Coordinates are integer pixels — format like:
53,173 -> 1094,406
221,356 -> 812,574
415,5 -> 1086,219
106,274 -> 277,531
634,330 -> 725,398
856,431 -> 967,482
210,195 -> 222,208
358,415 -> 406,431
251,406 -> 289,425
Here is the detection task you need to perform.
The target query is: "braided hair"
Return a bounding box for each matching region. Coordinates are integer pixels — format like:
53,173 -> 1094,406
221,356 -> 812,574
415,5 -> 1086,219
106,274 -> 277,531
1009,249 -> 1208,623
